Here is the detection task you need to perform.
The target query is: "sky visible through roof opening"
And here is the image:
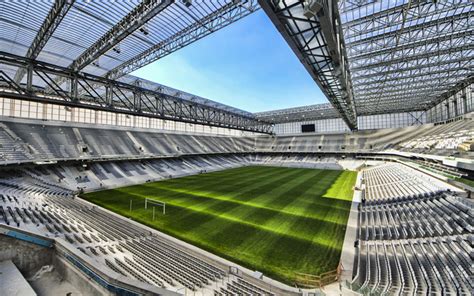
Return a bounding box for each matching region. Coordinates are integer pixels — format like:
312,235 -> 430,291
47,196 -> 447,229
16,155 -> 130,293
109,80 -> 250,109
132,10 -> 327,113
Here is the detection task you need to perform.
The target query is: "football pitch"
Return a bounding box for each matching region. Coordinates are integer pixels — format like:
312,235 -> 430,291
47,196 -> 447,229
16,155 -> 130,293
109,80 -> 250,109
82,166 -> 357,283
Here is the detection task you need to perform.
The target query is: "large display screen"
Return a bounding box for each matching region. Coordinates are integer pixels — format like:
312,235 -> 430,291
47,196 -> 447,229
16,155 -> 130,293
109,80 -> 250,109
301,124 -> 315,133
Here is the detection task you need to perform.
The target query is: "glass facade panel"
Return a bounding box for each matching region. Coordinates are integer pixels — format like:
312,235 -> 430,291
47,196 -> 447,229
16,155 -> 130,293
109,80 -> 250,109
0,98 -> 260,136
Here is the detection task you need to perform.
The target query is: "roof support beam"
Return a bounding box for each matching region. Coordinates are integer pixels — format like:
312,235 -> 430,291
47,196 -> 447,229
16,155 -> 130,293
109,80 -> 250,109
349,30 -> 473,62
255,103 -> 340,123
352,57 -> 472,81
340,0 -> 422,27
426,76 -> 474,109
339,0 -> 473,116
342,1 -> 465,40
13,0 -> 75,83
346,11 -> 471,49
350,45 -> 472,71
70,0 -> 173,72
0,51 -> 272,134
354,73 -> 468,93
46,0 -> 173,92
106,0 -> 259,80
356,81 -> 461,99
258,0 -> 358,130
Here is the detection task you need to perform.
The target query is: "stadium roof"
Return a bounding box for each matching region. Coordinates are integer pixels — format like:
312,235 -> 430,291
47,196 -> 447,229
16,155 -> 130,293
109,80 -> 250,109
258,0 -> 358,129
257,0 -> 473,126
120,75 -> 254,117
255,103 -> 339,123
0,0 -> 472,130
0,0 -> 258,116
0,0 -> 269,132
1,1 -> 258,77
339,0 -> 473,115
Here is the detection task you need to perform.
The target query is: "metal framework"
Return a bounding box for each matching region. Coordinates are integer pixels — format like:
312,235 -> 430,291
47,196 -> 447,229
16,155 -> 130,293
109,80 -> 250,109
69,0 -> 173,73
0,0 -> 266,131
258,0 -> 358,130
256,0 -> 472,125
13,0 -> 75,83
255,103 -> 339,123
107,0 -> 260,80
426,75 -> 474,110
0,1 -> 259,77
339,0 -> 474,115
1,0 -> 472,128
0,52 -> 272,133
48,0 -> 173,90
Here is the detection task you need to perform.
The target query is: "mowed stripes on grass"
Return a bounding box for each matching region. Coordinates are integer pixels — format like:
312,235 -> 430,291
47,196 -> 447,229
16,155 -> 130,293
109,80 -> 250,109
82,166 -> 357,284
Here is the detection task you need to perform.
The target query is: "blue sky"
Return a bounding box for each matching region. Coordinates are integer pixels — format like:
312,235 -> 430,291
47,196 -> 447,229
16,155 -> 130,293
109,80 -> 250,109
132,10 -> 327,113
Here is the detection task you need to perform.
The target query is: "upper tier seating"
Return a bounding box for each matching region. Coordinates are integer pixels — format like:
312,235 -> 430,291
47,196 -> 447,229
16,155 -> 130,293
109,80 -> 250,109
0,123 -> 33,162
0,120 -> 261,162
0,115 -> 473,165
399,118 -> 474,151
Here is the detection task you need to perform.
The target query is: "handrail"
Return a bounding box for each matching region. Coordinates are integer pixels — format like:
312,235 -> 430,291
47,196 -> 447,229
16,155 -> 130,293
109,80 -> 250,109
293,262 -> 342,288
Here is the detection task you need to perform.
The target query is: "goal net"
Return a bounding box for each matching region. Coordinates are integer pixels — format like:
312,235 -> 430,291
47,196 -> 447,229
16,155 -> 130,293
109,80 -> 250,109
145,198 -> 166,215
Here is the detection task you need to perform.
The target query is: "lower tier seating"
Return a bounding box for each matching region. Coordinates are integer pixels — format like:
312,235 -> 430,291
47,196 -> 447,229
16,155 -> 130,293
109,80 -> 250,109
0,171 -> 274,294
352,163 -> 473,295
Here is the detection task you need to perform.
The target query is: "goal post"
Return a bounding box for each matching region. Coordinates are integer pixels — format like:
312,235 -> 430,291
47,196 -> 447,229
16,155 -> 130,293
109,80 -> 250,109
145,198 -> 166,215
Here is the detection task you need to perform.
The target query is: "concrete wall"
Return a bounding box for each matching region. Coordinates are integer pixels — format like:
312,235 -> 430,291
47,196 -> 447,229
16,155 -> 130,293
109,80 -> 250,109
0,234 -> 53,277
53,256 -> 107,296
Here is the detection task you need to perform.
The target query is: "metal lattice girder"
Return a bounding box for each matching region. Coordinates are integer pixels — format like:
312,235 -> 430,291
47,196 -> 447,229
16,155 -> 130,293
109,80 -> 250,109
341,1 -> 470,41
361,104 -> 427,112
358,97 -> 429,107
1,1 -> 260,81
350,45 -> 472,71
254,103 -> 340,123
349,30 -> 473,62
351,51 -> 473,89
70,0 -> 173,72
347,11 -> 472,55
0,51 -> 272,134
46,0 -> 173,92
357,83 -> 459,100
106,0 -> 259,80
427,75 -> 474,109
361,106 -> 426,114
354,73 -> 469,93
121,76 -> 254,117
13,0 -> 75,83
339,0 -> 474,116
352,58 -> 472,81
339,0 -> 421,26
258,0 -> 358,130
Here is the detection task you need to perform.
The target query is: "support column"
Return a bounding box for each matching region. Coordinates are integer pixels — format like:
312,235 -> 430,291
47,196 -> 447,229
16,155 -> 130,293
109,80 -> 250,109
445,102 -> 450,120
105,85 -> 113,107
42,103 -> 48,120
26,65 -> 33,93
70,106 -> 75,122
10,98 -> 15,117
452,99 -> 458,118
70,75 -> 78,100
427,108 -> 432,123
461,88 -> 468,114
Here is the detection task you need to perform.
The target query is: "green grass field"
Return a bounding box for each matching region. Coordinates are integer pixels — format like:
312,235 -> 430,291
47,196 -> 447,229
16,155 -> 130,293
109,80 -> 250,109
82,166 -> 356,284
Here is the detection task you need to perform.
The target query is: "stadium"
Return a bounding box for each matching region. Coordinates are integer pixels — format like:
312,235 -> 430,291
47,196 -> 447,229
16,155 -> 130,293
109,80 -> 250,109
0,0 -> 472,295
